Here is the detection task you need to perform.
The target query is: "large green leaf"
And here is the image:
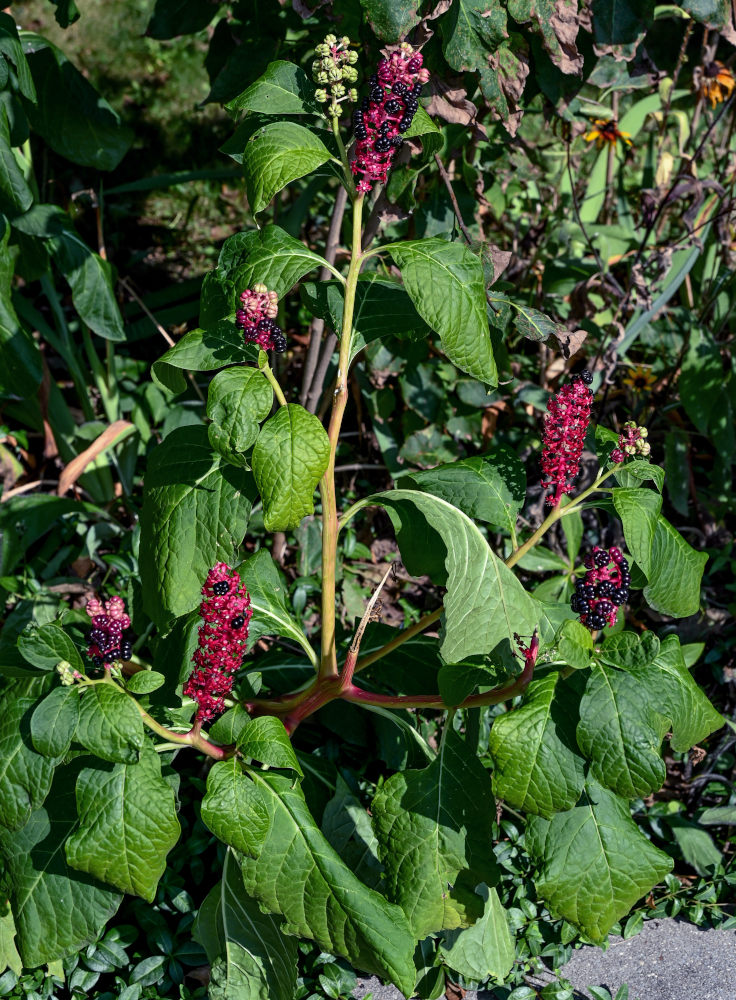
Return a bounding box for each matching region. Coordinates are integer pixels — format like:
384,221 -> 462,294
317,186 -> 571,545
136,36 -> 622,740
152,326 -> 257,395
358,0 -> 422,42
357,489 -> 538,664
50,228 -> 126,342
388,239 -> 497,385
241,122 -> 332,214
0,14 -> 36,101
227,60 -> 318,115
17,623 -> 83,673
678,0 -> 730,27
398,447 -> 526,534
0,102 -> 32,215
30,685 -> 80,758
139,425 -> 256,629
0,682 -> 57,831
218,225 -> 330,298
577,661 -> 668,799
76,683 -> 145,764
239,549 -> 317,666
0,761 -> 122,968
65,748 -> 181,902
489,672 -> 585,818
441,0 -> 507,72
0,220 -> 42,399
252,404 -> 330,532
201,759 -> 271,857
207,366 -> 273,467
321,776 -> 383,890
236,717 -> 303,776
21,34 -> 132,170
526,779 -> 672,942
439,884 -> 514,984
194,850 -> 298,1000
372,727 -> 499,938
146,0 -> 218,38
507,0 -> 583,73
612,486 -> 661,577
238,771 -> 416,994
589,0 -> 655,58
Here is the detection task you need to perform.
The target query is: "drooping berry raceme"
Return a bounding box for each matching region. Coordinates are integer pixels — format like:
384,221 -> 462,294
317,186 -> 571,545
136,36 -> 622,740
350,42 -> 430,194
571,546 -> 631,631
312,34 -> 359,120
235,284 -> 287,353
611,421 -> 651,464
85,594 -> 133,668
183,563 -> 252,723
540,370 -> 594,507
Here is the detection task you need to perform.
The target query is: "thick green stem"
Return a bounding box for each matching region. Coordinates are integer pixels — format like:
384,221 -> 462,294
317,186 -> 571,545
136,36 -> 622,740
261,361 -> 288,407
318,194 -> 365,681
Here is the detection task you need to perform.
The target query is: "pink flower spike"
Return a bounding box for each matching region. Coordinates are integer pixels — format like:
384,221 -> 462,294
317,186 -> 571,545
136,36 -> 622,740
540,371 -> 594,507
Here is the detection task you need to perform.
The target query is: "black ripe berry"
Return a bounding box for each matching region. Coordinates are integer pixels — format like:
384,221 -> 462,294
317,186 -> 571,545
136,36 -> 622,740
370,85 -> 384,103
580,369 -> 594,385
594,550 -> 610,568
393,82 -> 408,97
384,99 -> 402,115
213,580 -> 230,596
597,581 -> 615,598
231,615 -> 246,630
92,655 -> 104,669
375,136 -> 392,152
611,588 -> 628,605
104,649 -> 118,663
121,641 -> 132,660
398,117 -> 412,133
272,333 -> 287,353
588,613 -> 606,630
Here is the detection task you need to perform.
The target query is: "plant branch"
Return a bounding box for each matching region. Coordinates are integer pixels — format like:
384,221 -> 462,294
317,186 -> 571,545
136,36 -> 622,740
434,153 -> 473,244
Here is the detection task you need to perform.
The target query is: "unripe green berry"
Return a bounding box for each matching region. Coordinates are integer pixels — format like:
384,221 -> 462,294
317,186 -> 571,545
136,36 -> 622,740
333,82 -> 345,97
315,43 -> 330,57
639,442 -> 651,456
347,49 -> 358,64
639,426 -> 648,438
349,88 -> 358,102
324,33 -> 337,45
340,35 -> 350,47
317,70 -> 329,84
315,88 -> 329,102
343,65 -> 358,82
329,66 -> 342,81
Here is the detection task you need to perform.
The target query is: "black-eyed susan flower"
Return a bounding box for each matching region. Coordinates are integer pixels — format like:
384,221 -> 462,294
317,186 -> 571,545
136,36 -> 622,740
698,61 -> 735,108
622,365 -> 657,392
584,118 -> 632,149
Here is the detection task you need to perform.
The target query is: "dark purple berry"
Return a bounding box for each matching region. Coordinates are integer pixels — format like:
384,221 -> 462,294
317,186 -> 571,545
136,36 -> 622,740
611,588 -> 628,605
580,369 -> 593,385
103,649 -> 118,663
594,550 -> 610,568
597,581 -> 615,598
213,581 -> 230,596
92,655 -> 104,669
411,82 -> 422,96
272,333 -> 287,353
370,86 -> 384,103
391,136 -> 404,148
231,615 -> 246,630
577,583 -> 596,601
393,82 -> 408,97
596,599 -> 615,616
407,56 -> 422,72
588,613 -> 606,630
354,125 -> 368,140
384,98 -> 402,115
398,117 -> 412,133
375,136 -> 392,152
121,641 -> 132,660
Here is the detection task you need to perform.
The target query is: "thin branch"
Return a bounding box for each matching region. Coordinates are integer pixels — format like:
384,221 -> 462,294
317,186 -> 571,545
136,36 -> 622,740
434,153 -> 473,245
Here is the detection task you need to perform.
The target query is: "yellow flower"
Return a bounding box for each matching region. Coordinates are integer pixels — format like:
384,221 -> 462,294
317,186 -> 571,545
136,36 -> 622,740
622,366 -> 656,392
584,118 -> 632,149
699,61 -> 735,108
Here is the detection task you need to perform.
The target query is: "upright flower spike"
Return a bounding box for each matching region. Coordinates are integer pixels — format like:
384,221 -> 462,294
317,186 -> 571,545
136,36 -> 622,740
236,283 -> 287,353
350,42 -> 430,194
571,546 -> 630,631
85,594 -> 132,668
312,33 -> 358,120
540,370 -> 594,508
183,563 -> 252,723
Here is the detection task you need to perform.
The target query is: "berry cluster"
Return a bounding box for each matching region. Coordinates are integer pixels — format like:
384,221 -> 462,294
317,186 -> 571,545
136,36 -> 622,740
351,43 -> 430,194
85,595 -> 132,668
540,370 -> 594,507
611,421 -> 650,463
183,563 -> 252,723
312,34 -> 359,119
235,284 -> 287,353
571,546 -> 630,631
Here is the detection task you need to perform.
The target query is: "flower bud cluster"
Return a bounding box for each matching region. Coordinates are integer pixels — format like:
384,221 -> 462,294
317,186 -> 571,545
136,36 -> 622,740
235,283 -> 287,353
611,421 -> 650,463
313,34 -> 359,119
540,370 -> 594,508
183,562 -> 252,723
571,546 -> 630,631
85,594 -> 132,669
351,42 -> 430,194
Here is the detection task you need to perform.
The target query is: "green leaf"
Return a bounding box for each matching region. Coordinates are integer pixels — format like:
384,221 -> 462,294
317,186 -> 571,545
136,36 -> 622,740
439,884 -> 514,983
237,717 -> 303,777
441,0 -> 508,72
218,225 -> 330,298
21,34 -> 132,170
195,850 -> 298,1000
612,486 -> 662,576
0,683 -> 58,831
300,274 -> 432,361
227,60 -> 318,115
0,103 -> 32,216
677,0 -> 730,27
50,228 -> 125,342
598,631 -> 660,670
398,447 -> 526,534
614,461 -> 664,492
201,759 -> 271,857
557,619 -> 593,670
0,907 -> 22,976
238,771 -> 416,995
76,683 -> 145,764
209,705 -> 252,746
526,779 -> 672,942
17,623 -> 83,672
0,761 -> 122,968
372,727 -> 499,938
0,220 -> 42,399
0,14 -> 36,101
643,515 -> 707,618
577,661 -> 668,798
152,326 -> 257,395
239,549 -> 317,666
65,748 -> 181,902
507,0 -> 583,73
30,685 -> 80,758
146,0 -> 218,38
388,239 -> 497,385
358,0 -> 422,42
362,489 -> 538,664
489,672 -> 585,818
241,122 -> 332,214
621,635 -> 723,753
321,775 -> 383,890
589,0 -> 655,58
47,0 -> 81,28
438,657 -> 516,707
252,404 -> 330,532
125,670 -> 165,695
207,366 -> 273,466
139,425 -> 255,629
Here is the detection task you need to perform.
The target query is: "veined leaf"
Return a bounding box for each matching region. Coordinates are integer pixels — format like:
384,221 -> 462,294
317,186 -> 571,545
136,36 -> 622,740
30,685 -> 80,758
76,683 -> 145,765
207,366 -> 273,467
17,623 -> 83,673
372,727 -> 499,938
239,549 -> 316,666
0,681 -> 58,831
0,102 -> 32,215
237,717 -> 303,777
219,225 -> 331,297
440,0 -> 507,73
238,771 -> 416,994
0,220 -> 42,399
526,778 -> 672,942
201,759 -> 270,857
151,326 -> 258,395
242,122 -> 332,214
439,884 -> 514,983
358,0 -> 422,42
227,60 -> 318,115
195,849 -> 298,1000
252,404 -> 330,532
65,748 -> 181,902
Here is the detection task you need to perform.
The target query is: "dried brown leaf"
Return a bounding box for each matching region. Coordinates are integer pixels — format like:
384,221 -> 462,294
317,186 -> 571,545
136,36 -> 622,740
57,420 -> 135,496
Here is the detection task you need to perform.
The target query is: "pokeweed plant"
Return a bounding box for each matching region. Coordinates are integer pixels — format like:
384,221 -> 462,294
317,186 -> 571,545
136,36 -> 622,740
0,32 -> 725,1000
